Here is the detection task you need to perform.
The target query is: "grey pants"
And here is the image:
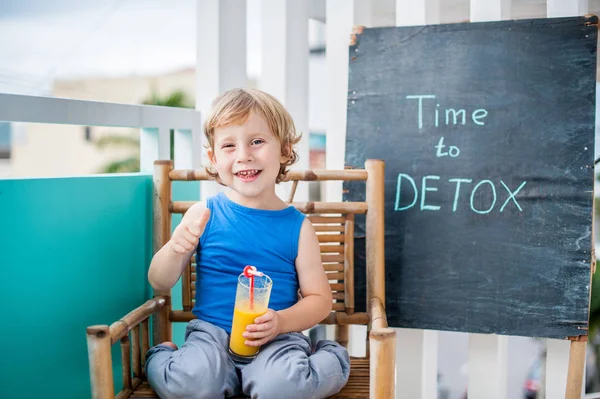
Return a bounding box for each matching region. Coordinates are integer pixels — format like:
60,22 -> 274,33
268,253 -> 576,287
145,319 -> 350,399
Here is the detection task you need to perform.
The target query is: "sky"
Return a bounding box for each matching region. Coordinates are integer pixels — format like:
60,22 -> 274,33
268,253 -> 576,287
0,0 -> 262,95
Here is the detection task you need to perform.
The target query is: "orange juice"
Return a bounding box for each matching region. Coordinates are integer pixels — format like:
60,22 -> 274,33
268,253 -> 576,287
229,302 -> 266,357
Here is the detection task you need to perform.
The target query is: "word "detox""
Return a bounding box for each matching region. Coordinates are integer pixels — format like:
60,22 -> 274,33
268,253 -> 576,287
395,174 -> 527,214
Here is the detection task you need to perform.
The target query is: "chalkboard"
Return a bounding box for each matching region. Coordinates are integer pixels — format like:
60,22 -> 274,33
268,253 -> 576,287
344,16 -> 597,339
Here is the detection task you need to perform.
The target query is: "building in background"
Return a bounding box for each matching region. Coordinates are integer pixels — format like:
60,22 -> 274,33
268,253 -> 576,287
3,20 -> 327,178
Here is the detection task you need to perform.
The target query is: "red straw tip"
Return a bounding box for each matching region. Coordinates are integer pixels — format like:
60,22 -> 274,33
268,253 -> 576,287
243,265 -> 255,278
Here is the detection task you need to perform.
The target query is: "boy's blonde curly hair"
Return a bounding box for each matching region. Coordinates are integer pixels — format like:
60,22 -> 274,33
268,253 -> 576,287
204,88 -> 302,184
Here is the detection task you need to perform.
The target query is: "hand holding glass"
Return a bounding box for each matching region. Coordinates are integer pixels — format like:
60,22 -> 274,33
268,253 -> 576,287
229,266 -> 273,358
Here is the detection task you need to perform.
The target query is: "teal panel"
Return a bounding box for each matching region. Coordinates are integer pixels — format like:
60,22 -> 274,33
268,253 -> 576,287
0,174 -> 153,398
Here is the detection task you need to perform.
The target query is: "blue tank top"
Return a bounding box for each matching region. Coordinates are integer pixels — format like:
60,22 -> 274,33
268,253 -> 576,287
192,192 -> 306,333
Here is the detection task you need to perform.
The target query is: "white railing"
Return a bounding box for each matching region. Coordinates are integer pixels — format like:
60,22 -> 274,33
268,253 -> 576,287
0,93 -> 203,171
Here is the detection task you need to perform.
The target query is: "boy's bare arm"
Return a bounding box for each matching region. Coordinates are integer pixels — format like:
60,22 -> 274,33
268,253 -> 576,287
277,219 -> 333,332
148,202 -> 210,291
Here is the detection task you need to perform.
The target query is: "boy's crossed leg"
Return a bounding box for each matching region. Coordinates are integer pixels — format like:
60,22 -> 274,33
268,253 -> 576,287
241,333 -> 350,399
145,319 -> 241,399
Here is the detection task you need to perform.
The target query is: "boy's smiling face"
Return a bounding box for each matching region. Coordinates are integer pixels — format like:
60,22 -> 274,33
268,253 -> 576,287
208,112 -> 289,208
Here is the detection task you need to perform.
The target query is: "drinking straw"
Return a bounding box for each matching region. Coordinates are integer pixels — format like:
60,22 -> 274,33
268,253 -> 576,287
243,265 -> 263,310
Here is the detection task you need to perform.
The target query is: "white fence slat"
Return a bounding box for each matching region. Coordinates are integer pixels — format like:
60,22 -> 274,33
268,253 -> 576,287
158,127 -> 170,162
395,328 -> 438,399
546,338 -> 571,399
195,0 -> 246,200
140,128 -> 159,173
261,0 -> 310,202
547,0 -> 589,18
325,0 -> 373,203
467,334 -> 507,399
174,129 -> 192,169
470,0 -> 510,22
396,0 -> 440,26
349,324 -> 367,357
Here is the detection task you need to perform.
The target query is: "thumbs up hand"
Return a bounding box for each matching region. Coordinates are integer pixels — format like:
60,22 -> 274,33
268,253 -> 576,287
169,208 -> 211,255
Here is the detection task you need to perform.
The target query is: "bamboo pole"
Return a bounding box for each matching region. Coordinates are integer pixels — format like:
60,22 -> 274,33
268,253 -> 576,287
332,303 -> 345,311
314,225 -> 345,232
566,339 -> 587,399
335,325 -> 349,349
369,298 -> 395,399
115,390 -> 133,399
326,272 -> 345,280
285,169 -> 368,181
317,234 -> 346,243
169,169 -> 210,181
168,309 -> 371,325
182,262 -> 192,311
131,326 -> 141,379
141,319 -> 150,372
344,213 -> 355,314
365,160 -> 386,312
153,160 -> 173,344
169,168 -> 368,181
87,325 -> 115,399
296,202 -> 368,214
332,292 -> 345,300
287,180 -> 299,203
320,311 -> 370,325
309,216 -> 346,224
171,201 -> 368,215
120,336 -> 132,390
370,297 -> 388,330
369,328 -> 396,399
329,283 -> 345,291
108,297 -> 166,343
320,244 -> 345,253
322,254 -> 345,262
324,264 -> 344,272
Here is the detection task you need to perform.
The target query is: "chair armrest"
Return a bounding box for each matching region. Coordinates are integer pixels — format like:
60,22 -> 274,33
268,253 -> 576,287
86,296 -> 166,399
369,297 -> 396,399
107,296 -> 166,344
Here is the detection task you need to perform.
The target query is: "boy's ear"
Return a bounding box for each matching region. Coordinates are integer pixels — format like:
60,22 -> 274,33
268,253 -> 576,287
207,148 -> 216,165
280,143 -> 292,163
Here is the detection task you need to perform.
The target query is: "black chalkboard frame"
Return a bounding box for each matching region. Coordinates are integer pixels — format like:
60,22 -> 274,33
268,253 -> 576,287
343,15 -> 598,341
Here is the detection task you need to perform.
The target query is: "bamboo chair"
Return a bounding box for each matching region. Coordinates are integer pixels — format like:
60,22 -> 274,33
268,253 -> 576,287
86,159 -> 395,399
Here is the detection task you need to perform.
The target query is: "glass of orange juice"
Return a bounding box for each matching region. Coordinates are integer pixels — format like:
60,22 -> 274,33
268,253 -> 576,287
229,267 -> 272,361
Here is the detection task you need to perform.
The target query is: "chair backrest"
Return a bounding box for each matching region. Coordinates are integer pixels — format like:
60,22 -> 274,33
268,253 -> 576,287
151,159 -> 385,342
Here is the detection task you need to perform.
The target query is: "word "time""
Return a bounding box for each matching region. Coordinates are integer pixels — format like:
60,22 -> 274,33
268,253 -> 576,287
406,95 -> 488,129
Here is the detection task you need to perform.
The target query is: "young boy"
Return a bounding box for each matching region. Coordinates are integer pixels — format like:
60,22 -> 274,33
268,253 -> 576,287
145,88 -> 350,399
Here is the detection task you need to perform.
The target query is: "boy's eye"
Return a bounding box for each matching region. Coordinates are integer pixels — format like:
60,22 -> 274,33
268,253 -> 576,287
251,139 -> 264,145
222,143 -> 235,149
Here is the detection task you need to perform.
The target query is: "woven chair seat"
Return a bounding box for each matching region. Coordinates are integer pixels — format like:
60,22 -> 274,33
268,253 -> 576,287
127,357 -> 369,399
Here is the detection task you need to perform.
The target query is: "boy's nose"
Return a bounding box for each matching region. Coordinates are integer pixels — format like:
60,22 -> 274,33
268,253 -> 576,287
236,147 -> 253,162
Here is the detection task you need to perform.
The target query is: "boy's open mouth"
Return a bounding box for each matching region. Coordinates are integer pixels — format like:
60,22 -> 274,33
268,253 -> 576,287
235,169 -> 261,181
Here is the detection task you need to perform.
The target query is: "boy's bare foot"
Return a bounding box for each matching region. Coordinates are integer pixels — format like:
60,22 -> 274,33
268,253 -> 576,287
160,341 -> 178,350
